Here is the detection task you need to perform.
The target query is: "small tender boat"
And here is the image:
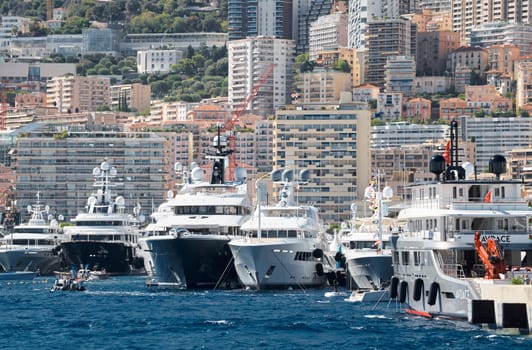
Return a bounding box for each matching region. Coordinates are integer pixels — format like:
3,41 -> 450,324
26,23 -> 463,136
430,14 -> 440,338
89,269 -> 109,280
50,271 -> 86,291
0,271 -> 38,281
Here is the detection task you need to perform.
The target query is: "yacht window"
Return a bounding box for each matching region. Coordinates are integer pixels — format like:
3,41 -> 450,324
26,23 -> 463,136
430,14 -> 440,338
453,187 -> 457,199
401,251 -> 410,265
462,220 -> 468,230
455,219 -> 460,231
501,186 -> 505,198
494,188 -> 500,197
393,251 -> 399,265
414,251 -> 421,266
458,188 -> 463,197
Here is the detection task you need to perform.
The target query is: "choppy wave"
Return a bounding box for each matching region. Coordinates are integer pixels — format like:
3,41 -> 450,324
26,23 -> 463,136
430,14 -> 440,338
0,276 -> 531,350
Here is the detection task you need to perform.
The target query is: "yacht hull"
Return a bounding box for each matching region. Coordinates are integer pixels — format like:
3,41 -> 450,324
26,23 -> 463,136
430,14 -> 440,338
145,234 -> 239,289
0,248 -> 61,275
346,253 -> 393,290
59,241 -> 142,275
229,239 -> 329,290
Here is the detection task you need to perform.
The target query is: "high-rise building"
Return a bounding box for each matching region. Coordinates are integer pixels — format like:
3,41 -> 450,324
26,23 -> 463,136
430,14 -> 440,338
296,69 -> 352,103
46,76 -> 111,113
365,18 -> 417,86
384,55 -> 416,97
228,0 -> 294,41
451,0 -> 532,44
15,126 -> 171,220
516,61 -> 532,110
110,83 -> 151,112
274,104 -> 371,223
459,116 -> 532,170
296,0 -> 335,54
470,22 -> 532,55
308,12 -> 347,61
228,37 -> 294,117
416,31 -> 461,76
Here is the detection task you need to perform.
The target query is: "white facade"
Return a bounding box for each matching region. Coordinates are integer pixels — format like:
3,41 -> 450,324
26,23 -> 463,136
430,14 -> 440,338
348,0 -> 400,49
371,122 -> 450,149
149,100 -> 191,122
0,16 -> 31,49
377,92 -> 404,121
459,116 -> 532,170
470,22 -> 532,55
228,37 -> 294,117
309,13 -> 348,61
451,0 -> 532,44
516,61 -> 532,110
137,49 -> 183,74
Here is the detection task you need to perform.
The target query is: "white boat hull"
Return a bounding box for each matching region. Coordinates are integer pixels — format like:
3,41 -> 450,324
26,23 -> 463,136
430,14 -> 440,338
229,239 -> 330,290
346,252 -> 393,290
0,247 -> 61,275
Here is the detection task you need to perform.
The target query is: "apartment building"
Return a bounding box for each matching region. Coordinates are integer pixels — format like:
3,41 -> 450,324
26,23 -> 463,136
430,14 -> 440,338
376,92 -> 403,121
228,37 -> 294,117
15,127 -> 171,220
365,18 -> 417,87
315,47 -> 365,87
459,116 -> 532,170
416,31 -> 461,76
296,69 -> 352,103
404,97 -> 432,121
136,49 -> 183,74
384,56 -> 416,98
110,83 -> 151,112
46,76 -> 111,113
309,12 -> 348,61
516,61 -> 532,110
451,0 -> 531,44
273,105 -> 371,223
371,122 -> 449,149
470,22 -> 532,56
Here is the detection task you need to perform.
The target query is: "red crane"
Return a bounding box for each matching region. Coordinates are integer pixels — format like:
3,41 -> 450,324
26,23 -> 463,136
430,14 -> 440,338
225,63 -> 275,180
474,231 -> 506,279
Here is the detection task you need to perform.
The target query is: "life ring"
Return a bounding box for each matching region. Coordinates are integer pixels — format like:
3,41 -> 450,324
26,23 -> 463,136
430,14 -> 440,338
315,263 -> 324,276
390,276 -> 399,299
413,278 -> 424,301
428,282 -> 439,306
398,280 -> 408,303
313,249 -> 324,259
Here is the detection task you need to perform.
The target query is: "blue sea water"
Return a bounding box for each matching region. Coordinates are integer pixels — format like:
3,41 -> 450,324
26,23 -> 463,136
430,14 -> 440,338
0,276 -> 530,350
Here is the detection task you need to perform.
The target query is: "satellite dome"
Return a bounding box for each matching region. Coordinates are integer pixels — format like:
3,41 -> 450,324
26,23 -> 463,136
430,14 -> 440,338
271,169 -> 283,182
234,167 -> 247,182
191,167 -> 205,182
282,169 -> 294,182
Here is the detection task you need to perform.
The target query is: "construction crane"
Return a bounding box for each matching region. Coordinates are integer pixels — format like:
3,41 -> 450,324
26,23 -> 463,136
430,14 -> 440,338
224,63 -> 275,180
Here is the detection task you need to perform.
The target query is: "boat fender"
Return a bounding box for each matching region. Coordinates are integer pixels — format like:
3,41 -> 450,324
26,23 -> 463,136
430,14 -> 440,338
315,263 -> 324,276
428,282 -> 439,306
413,278 -> 423,301
390,276 -> 399,299
313,249 -> 324,259
398,280 -> 408,303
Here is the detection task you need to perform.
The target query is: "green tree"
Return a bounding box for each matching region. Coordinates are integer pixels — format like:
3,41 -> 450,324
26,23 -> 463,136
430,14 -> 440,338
151,80 -> 170,98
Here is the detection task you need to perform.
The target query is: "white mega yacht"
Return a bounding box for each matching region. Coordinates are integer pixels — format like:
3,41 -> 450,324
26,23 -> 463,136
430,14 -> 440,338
59,161 -> 144,275
228,169 -> 335,290
141,129 -> 252,289
389,120 -> 532,332
0,193 -> 64,275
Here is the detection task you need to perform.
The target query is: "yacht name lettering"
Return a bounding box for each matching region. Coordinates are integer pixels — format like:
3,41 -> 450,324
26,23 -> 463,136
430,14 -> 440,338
480,235 -> 511,243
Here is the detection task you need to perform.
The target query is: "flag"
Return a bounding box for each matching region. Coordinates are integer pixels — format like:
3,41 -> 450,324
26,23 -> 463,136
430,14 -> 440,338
484,189 -> 492,203
442,140 -> 451,165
